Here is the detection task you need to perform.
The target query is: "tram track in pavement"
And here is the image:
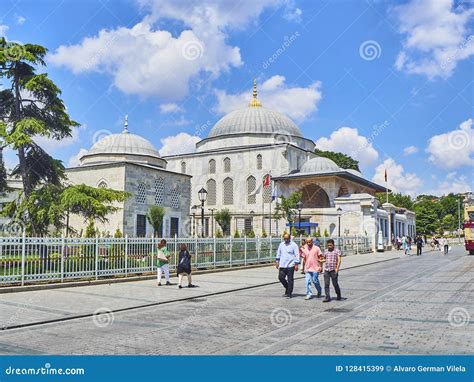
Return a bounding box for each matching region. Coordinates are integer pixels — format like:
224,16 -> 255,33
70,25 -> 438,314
0,251 -> 455,332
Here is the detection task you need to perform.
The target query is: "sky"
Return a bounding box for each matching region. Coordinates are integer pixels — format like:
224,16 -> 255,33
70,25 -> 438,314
0,0 -> 473,197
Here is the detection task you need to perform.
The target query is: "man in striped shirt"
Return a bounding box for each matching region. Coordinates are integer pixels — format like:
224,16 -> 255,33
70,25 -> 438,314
321,239 -> 342,302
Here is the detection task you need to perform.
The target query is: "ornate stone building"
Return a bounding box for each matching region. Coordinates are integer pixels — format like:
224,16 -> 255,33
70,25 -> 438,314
66,118 -> 191,237
164,80 -> 416,247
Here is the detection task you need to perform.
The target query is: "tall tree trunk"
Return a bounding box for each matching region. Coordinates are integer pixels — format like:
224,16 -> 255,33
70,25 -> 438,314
13,70 -> 35,234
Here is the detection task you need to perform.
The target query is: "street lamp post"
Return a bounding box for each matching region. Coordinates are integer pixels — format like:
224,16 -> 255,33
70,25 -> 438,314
296,201 -> 303,236
458,197 -> 461,244
198,187 -> 208,237
337,207 -> 343,248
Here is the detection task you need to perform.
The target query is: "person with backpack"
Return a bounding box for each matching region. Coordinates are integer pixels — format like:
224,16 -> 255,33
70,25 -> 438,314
177,243 -> 196,288
156,239 -> 171,286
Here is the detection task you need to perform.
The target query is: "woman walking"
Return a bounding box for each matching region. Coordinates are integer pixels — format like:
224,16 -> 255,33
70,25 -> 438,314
177,243 -> 196,288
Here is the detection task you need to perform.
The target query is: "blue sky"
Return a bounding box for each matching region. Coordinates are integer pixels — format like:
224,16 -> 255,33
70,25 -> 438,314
0,0 -> 472,196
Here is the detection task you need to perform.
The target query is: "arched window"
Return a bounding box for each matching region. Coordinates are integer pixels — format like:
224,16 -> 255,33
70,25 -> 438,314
154,178 -> 164,205
207,179 -> 216,206
208,159 -> 216,174
223,177 -> 234,205
97,180 -> 108,188
300,184 -> 330,208
223,157 -> 231,173
247,176 -> 256,204
136,183 -> 147,204
263,174 -> 272,203
256,154 -> 262,170
181,161 -> 186,174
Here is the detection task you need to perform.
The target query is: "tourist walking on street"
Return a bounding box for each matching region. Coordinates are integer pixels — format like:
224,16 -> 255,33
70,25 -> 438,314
156,239 -> 171,286
276,233 -> 300,298
442,237 -> 449,255
402,235 -> 410,255
416,236 -> 423,256
299,238 -> 307,274
300,237 -> 322,300
177,243 -> 196,288
322,239 -> 342,302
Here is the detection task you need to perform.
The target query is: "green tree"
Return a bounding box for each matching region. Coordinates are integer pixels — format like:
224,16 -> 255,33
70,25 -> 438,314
413,199 -> 442,235
442,214 -> 456,232
61,184 -> 128,230
315,227 -> 321,237
233,229 -> 241,238
0,39 -> 78,234
376,192 -> 414,210
215,209 -> 231,236
323,228 -> 329,237
146,205 -> 165,237
274,191 -> 303,233
85,219 -> 96,238
314,148 -> 360,171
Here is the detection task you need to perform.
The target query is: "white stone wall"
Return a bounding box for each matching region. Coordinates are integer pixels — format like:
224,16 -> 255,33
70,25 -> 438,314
65,164 -> 126,236
123,163 -> 191,237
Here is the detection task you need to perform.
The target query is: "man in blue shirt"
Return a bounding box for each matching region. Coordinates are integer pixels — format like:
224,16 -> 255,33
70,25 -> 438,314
275,233 -> 300,298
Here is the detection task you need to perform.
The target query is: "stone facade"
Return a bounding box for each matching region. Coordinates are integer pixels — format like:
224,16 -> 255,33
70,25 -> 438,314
66,162 -> 191,237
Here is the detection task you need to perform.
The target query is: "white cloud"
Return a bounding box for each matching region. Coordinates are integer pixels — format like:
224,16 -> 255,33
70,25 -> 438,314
315,127 -> 379,168
426,118 -> 474,169
160,103 -> 184,114
403,145 -> 418,155
49,1 -> 293,100
372,158 -> 422,196
215,75 -> 322,122
431,172 -> 472,195
68,148 -> 88,167
34,124 -> 85,152
16,16 -> 26,25
393,0 -> 474,79
0,24 -> 8,37
159,132 -> 200,156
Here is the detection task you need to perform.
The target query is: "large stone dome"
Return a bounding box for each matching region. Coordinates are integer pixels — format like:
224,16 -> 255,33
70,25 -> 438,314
300,156 -> 340,174
208,106 -> 302,138
196,79 -> 315,152
80,118 -> 165,168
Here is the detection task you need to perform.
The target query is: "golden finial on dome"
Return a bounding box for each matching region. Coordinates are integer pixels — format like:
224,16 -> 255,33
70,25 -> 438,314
249,78 -> 262,107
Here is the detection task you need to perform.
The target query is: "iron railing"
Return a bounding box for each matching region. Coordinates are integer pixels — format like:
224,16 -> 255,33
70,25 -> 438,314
0,235 -> 372,286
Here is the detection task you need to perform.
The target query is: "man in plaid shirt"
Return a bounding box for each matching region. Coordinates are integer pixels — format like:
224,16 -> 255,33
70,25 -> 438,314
321,239 -> 342,302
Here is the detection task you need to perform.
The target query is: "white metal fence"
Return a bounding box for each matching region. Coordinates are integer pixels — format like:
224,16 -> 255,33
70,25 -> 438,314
0,235 -> 372,286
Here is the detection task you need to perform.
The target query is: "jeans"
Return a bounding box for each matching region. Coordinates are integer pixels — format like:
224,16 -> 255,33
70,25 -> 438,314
417,245 -> 422,256
324,270 -> 341,299
278,267 -> 295,295
157,264 -> 170,283
305,271 -> 322,297
444,245 -> 449,255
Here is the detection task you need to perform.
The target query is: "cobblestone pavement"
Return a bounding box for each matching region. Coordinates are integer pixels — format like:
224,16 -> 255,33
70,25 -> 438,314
0,246 -> 471,355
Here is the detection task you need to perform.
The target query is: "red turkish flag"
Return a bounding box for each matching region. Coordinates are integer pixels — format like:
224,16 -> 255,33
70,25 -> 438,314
263,174 -> 271,187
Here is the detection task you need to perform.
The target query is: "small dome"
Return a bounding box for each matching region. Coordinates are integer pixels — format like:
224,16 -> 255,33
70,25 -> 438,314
80,118 -> 165,167
209,106 -> 302,138
345,168 -> 363,177
86,132 -> 161,158
300,157 -> 340,174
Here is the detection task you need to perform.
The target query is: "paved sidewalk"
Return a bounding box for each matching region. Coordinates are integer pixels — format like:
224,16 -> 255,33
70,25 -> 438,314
0,250 -> 405,328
